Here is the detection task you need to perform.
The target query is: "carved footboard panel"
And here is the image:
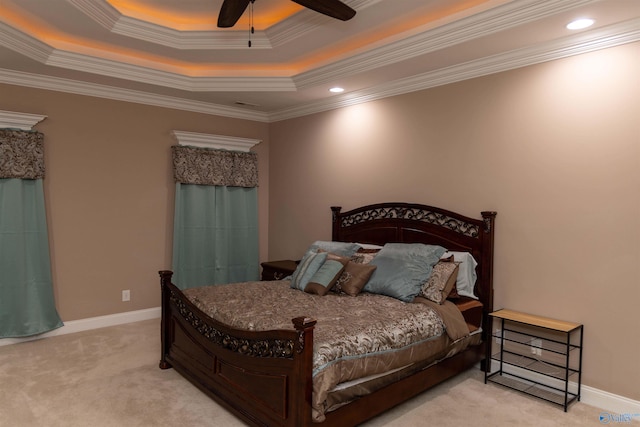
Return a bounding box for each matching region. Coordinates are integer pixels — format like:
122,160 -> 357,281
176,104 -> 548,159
159,271 -> 317,427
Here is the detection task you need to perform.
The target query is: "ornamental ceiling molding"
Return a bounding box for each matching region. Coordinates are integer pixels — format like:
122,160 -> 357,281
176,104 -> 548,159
0,24 -> 295,92
68,0 -> 377,50
293,0 -> 599,89
0,0 -> 596,89
0,68 -> 271,122
0,21 -> 53,64
172,130 -> 260,152
270,18 -> 640,121
0,18 -> 637,123
44,49 -> 297,92
0,110 -> 47,130
67,0 -> 272,50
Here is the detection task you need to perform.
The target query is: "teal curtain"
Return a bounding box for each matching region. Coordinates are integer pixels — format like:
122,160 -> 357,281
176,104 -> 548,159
171,146 -> 259,289
0,130 -> 63,338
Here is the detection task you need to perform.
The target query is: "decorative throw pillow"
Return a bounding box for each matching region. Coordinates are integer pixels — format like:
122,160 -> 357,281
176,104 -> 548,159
290,250 -> 328,291
420,260 -> 460,304
441,251 -> 478,299
366,243 -> 446,302
334,262 -> 377,296
305,253 -> 349,296
350,248 -> 380,265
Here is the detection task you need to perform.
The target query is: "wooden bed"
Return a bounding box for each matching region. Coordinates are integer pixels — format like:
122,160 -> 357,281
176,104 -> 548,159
159,202 -> 496,427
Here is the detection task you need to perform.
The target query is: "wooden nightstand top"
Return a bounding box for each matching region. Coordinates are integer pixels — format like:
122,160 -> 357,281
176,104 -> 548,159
261,260 -> 298,270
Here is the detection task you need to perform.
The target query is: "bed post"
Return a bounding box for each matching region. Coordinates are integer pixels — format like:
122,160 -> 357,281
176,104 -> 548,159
158,270 -> 174,370
479,212 -> 496,372
480,211 -> 496,315
331,206 -> 342,240
292,316 -> 317,426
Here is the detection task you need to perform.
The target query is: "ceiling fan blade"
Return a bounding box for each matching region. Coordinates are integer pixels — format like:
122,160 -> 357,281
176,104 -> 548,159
217,0 -> 251,28
292,0 -> 356,21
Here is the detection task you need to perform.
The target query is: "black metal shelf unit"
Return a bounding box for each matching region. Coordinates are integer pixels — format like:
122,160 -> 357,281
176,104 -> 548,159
484,309 -> 583,412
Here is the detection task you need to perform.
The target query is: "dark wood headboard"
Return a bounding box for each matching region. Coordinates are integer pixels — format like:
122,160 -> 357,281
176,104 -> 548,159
331,202 -> 496,315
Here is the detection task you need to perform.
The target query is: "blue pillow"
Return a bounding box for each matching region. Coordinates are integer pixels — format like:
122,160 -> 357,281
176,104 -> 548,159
366,243 -> 446,302
290,251 -> 328,291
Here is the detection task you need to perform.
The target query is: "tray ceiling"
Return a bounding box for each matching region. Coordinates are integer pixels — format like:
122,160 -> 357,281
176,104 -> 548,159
0,0 -> 638,122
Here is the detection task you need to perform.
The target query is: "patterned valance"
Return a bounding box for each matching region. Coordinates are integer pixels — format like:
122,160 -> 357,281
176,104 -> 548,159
0,129 -> 44,179
172,145 -> 258,187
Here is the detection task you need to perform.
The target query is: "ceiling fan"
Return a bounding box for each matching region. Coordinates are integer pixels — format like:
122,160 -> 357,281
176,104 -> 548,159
217,0 -> 356,28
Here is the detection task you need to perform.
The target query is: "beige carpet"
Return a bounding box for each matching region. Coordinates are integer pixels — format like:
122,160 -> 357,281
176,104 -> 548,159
0,319 -> 616,426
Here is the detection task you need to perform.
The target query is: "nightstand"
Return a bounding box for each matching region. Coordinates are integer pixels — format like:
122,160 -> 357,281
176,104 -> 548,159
485,309 -> 583,411
260,260 -> 298,281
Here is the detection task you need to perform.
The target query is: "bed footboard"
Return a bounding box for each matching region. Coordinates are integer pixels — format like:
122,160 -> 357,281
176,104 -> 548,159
159,271 -> 316,427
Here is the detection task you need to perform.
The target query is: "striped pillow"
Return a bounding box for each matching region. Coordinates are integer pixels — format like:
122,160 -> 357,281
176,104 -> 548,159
290,251 -> 328,291
305,253 -> 349,296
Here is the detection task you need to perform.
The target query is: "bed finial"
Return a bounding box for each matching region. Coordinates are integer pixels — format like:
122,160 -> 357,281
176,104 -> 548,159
481,211 -> 497,233
159,270 -> 174,289
331,206 -> 342,224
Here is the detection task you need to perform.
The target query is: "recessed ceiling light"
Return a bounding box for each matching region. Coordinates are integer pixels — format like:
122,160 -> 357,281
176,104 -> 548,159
566,18 -> 594,30
329,87 -> 344,93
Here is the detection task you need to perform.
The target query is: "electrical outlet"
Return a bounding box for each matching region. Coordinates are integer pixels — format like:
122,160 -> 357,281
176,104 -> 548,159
531,338 -> 542,356
122,290 -> 130,302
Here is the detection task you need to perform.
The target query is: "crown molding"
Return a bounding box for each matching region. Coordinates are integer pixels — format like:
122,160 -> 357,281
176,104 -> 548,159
293,0 -> 598,89
0,109 -> 47,130
269,18 -> 640,121
173,131 -> 260,152
0,18 -> 636,124
0,13 -> 293,92
68,0 -> 375,51
69,0 -> 272,49
43,49 -> 297,92
0,22 -> 53,64
0,0 -> 600,92
113,17 -> 273,50
0,68 -> 270,122
66,0 -> 120,29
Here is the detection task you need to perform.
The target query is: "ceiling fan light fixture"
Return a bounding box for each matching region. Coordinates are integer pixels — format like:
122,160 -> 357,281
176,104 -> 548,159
329,87 -> 345,93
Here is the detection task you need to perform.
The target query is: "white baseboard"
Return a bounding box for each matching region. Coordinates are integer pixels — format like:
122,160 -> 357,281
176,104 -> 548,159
581,385 -> 640,420
487,360 -> 640,418
0,307 -> 161,347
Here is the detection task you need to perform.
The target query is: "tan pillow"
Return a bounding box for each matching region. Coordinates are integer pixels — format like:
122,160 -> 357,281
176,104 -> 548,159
420,259 -> 459,304
333,261 -> 377,296
439,255 -> 460,299
350,248 -> 380,265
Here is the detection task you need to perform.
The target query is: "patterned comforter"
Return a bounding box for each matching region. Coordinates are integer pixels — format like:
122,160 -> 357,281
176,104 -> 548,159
183,280 -> 470,421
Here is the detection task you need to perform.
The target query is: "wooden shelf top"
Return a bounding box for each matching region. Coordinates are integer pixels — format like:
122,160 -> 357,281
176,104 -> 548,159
489,309 -> 582,332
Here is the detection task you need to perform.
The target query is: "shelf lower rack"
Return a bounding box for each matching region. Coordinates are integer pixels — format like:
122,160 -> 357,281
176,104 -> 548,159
487,371 -> 579,408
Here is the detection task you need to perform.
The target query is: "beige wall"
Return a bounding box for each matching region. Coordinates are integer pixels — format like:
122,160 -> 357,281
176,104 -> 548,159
0,84 -> 270,321
1,41 -> 637,402
269,42 -> 640,400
